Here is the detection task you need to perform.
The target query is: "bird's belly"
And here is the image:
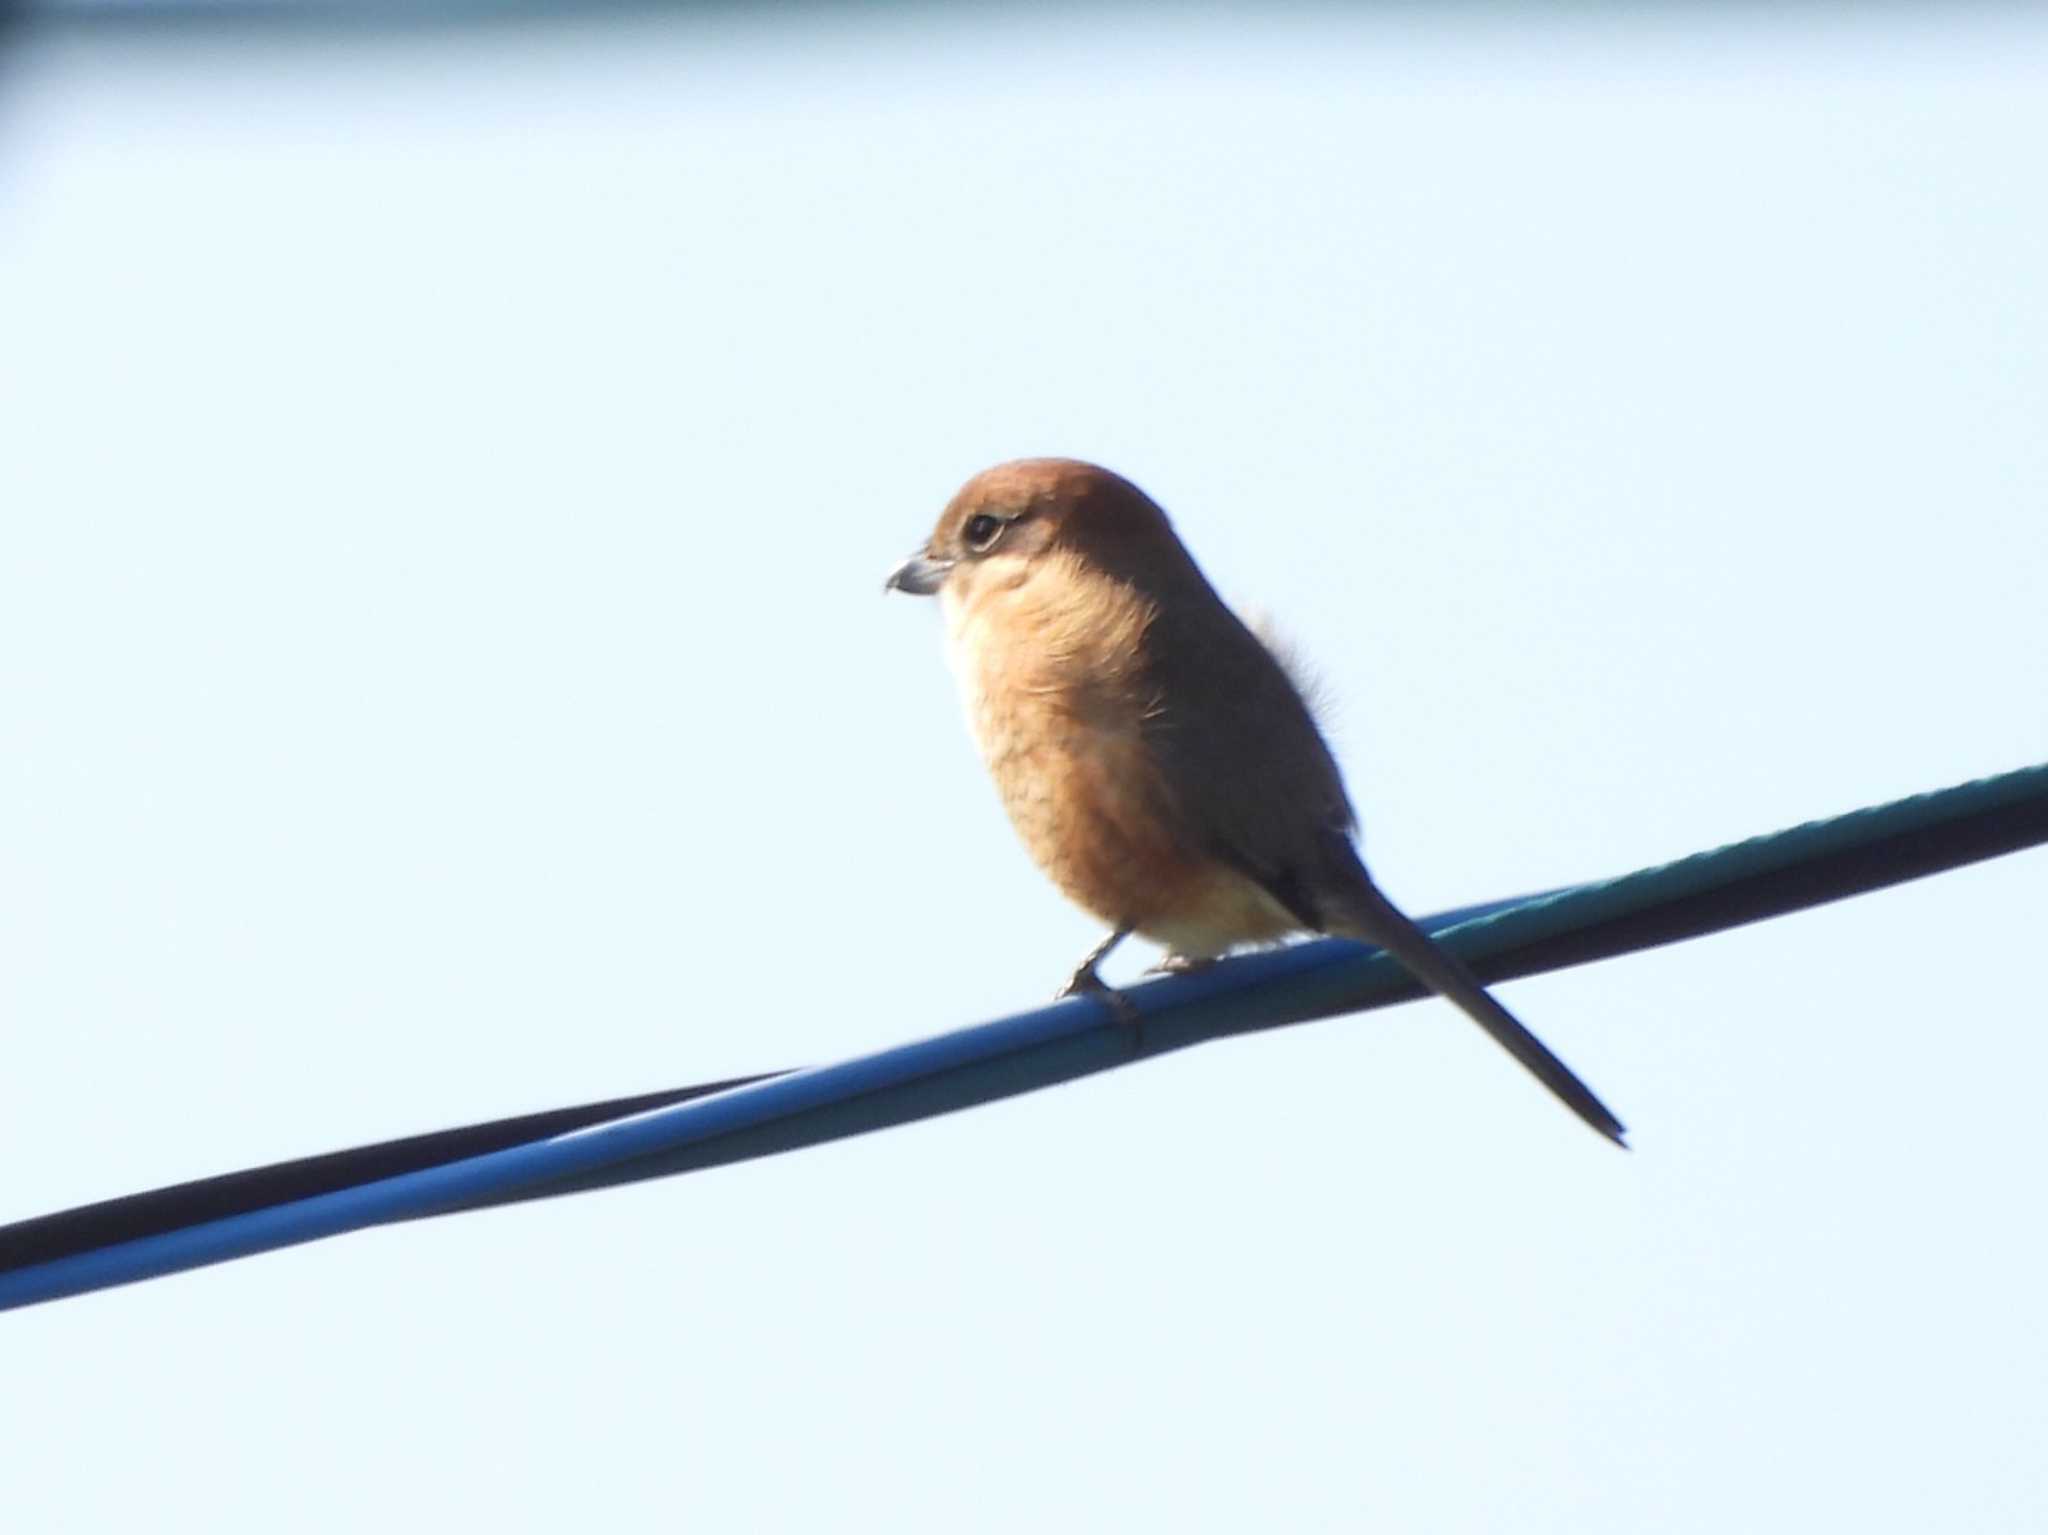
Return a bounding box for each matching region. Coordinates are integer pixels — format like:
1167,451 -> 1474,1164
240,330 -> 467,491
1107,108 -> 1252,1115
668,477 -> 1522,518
1139,865 -> 1302,960
968,695 -> 1298,958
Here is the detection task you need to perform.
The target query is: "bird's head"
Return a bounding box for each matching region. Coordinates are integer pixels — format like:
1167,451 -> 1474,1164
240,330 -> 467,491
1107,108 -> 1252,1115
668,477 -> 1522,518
884,458 -> 1182,607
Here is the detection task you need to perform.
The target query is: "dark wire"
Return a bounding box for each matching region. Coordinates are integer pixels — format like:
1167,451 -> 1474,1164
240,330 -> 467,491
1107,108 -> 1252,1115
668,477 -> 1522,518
4,760 -> 2044,1312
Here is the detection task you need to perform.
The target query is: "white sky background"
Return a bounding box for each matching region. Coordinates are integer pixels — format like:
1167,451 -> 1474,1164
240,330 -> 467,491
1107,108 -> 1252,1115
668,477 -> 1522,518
3,6 -> 2045,1529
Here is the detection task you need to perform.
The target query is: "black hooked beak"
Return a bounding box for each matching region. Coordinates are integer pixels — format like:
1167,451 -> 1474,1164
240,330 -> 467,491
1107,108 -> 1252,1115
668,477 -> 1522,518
883,549 -> 955,596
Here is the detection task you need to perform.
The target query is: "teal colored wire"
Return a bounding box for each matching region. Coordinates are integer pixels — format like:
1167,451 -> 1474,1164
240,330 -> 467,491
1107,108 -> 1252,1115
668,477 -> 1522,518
3,759 -> 2044,1312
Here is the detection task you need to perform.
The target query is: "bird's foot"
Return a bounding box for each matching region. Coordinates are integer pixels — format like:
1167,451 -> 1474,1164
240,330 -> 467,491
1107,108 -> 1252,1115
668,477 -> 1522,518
1145,953 -> 1220,978
1057,964 -> 1143,1044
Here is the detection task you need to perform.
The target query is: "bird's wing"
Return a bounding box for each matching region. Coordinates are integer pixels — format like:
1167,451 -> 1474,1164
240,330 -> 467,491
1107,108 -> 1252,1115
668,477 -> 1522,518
1137,580 -> 1358,907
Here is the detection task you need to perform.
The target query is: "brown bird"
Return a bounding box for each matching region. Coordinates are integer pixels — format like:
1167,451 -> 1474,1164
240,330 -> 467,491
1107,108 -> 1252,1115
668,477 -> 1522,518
886,458 -> 1626,1145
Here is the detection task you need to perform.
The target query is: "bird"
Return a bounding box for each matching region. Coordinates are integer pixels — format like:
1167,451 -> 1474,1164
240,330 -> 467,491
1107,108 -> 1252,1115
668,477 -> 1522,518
885,458 -> 1626,1145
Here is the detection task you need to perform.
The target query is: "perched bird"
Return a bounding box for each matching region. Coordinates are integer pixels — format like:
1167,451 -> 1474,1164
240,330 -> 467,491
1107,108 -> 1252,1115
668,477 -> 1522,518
886,458 -> 1626,1144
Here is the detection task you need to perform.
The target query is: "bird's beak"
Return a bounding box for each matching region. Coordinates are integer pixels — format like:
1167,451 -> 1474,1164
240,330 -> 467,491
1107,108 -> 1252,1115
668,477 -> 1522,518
884,549 -> 954,596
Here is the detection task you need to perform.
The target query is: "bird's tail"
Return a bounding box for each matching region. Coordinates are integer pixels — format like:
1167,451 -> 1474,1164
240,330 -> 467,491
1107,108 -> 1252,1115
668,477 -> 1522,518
1320,859 -> 1628,1146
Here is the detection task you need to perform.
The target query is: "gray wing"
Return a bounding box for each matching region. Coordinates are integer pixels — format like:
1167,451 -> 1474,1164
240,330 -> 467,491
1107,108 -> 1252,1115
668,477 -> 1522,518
1136,573 -> 1357,920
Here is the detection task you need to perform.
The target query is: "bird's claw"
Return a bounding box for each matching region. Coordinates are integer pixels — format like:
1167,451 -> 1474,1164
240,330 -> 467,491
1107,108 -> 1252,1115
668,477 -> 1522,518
1058,966 -> 1144,1041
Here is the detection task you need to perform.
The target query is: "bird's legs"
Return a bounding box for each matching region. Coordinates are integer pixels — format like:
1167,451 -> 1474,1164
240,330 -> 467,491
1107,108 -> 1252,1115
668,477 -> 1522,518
1059,924 -> 1141,1031
1059,924 -> 1133,999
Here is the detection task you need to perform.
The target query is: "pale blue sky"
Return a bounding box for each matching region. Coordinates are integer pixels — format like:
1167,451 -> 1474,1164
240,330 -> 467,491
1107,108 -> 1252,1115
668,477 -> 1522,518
3,8 -> 2046,1531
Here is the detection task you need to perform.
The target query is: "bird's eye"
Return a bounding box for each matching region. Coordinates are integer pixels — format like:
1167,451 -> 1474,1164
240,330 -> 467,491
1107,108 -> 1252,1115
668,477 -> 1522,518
963,513 -> 1005,553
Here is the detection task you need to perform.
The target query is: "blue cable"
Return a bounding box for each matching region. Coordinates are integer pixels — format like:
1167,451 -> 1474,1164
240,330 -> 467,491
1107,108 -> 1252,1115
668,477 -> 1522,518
3,760 -> 2044,1313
